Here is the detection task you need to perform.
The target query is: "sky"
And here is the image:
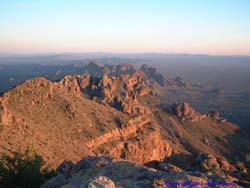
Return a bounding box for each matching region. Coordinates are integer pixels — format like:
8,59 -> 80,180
0,0 -> 250,55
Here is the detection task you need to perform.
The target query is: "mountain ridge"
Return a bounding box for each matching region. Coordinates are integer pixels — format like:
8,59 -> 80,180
0,62 -> 250,187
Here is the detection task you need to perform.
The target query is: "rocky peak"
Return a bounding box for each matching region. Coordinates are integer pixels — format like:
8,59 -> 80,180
140,64 -> 165,87
60,70 -> 157,115
83,61 -> 136,77
93,71 -> 156,114
103,63 -> 136,76
83,60 -> 103,76
82,61 -> 171,88
86,60 -> 102,68
59,74 -> 91,93
171,102 -> 227,123
171,102 -> 205,122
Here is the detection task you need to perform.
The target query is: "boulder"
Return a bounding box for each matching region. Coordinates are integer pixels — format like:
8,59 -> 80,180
87,176 -> 115,188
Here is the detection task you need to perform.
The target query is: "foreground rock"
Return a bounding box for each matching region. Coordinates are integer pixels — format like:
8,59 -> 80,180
41,156 -> 241,188
87,176 -> 115,188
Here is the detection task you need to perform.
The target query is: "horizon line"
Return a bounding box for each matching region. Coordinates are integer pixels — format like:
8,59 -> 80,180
1,51 -> 250,58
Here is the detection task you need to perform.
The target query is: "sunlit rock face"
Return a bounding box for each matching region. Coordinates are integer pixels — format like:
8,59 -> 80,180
61,70 -> 157,115
171,102 -> 206,122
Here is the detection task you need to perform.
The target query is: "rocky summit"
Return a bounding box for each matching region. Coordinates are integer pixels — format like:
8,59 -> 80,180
0,62 -> 250,187
41,156 -> 243,188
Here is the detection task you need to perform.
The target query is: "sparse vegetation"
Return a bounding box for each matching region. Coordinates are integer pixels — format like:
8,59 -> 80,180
0,149 -> 57,188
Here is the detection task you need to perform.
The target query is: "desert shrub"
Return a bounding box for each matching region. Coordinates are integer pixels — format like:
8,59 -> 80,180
0,149 -> 57,188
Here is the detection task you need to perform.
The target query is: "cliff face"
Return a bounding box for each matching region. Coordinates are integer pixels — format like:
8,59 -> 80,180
109,128 -> 172,164
86,115 -> 172,164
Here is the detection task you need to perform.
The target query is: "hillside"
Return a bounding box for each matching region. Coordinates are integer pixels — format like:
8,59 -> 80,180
0,63 -> 250,187
0,70 -> 170,167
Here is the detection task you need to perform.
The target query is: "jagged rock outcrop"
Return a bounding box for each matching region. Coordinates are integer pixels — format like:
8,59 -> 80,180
41,156 -> 241,188
194,153 -> 231,172
83,61 -> 136,77
60,74 -> 91,93
60,71 -> 157,115
171,102 -> 227,123
83,60 -> 103,76
206,111 -> 227,123
81,61 -> 192,91
108,127 -> 172,164
140,64 -> 165,86
171,102 -> 206,122
103,63 -> 136,76
98,71 -> 157,115
85,115 -> 172,164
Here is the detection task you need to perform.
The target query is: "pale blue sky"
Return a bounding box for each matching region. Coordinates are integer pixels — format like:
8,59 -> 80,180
0,0 -> 250,55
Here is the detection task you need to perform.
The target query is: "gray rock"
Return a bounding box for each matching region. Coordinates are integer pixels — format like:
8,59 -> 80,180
40,174 -> 66,188
57,160 -> 75,177
87,176 -> 115,188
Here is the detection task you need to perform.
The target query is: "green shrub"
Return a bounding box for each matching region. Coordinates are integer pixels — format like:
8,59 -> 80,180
0,149 -> 57,188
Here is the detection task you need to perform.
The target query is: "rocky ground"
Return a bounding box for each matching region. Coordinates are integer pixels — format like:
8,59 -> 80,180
41,156 -> 249,188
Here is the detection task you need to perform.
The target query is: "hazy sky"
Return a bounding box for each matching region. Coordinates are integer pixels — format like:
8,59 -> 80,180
0,0 -> 250,55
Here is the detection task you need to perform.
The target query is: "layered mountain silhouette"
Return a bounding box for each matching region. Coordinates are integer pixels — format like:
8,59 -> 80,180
0,62 -> 250,187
